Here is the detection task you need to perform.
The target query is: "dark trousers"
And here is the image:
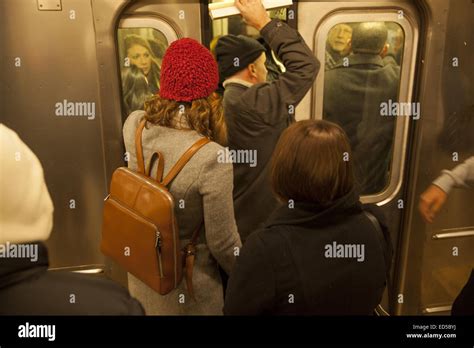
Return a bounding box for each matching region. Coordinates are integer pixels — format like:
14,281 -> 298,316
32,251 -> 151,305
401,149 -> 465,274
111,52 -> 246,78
451,269 -> 474,315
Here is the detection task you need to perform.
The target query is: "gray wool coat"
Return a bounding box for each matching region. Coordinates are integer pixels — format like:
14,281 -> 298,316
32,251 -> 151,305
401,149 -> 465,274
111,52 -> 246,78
122,110 -> 242,315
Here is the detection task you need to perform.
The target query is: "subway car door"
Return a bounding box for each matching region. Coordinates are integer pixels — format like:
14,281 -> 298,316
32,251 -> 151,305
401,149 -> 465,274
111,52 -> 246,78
297,0 -> 420,315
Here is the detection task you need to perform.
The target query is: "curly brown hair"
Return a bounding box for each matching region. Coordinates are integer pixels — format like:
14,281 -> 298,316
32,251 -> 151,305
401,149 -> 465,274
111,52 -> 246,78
143,92 -> 227,146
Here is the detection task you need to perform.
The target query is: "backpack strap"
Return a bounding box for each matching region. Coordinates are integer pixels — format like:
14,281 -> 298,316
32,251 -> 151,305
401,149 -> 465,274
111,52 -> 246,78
363,211 -> 392,306
135,119 -> 148,175
183,218 -> 205,300
162,137 -> 210,186
146,151 -> 164,182
136,119 -> 209,184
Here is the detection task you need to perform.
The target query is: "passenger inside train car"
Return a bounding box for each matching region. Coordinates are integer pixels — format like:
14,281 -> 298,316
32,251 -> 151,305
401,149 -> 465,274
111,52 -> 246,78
323,21 -> 402,195
385,22 -> 404,65
0,125 -> 145,316
118,32 -> 164,95
224,120 -> 392,315
325,23 -> 353,70
120,65 -> 153,118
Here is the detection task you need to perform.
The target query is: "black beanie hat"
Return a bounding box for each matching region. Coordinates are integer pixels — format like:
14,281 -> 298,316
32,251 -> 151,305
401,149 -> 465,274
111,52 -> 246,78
215,35 -> 266,81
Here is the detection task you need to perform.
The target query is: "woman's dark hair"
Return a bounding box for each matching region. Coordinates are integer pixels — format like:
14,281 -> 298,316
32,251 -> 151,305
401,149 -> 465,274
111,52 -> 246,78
121,65 -> 153,116
271,119 -> 354,205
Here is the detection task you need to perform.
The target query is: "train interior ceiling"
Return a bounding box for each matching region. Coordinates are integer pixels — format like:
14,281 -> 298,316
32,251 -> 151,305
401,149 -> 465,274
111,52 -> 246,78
0,0 -> 472,316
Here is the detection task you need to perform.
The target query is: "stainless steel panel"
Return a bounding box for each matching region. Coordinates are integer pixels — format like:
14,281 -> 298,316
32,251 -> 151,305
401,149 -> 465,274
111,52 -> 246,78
396,0 -> 474,315
0,0 -> 114,270
298,0 -> 420,315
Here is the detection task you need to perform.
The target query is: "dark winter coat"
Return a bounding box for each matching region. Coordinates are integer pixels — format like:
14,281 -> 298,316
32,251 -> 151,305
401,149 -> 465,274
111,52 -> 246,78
452,269 -> 474,315
222,19 -> 320,242
323,54 -> 400,194
0,242 -> 144,315
223,189 -> 391,315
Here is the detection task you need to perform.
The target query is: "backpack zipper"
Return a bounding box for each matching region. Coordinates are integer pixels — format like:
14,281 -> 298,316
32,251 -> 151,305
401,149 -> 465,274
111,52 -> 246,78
155,230 -> 164,278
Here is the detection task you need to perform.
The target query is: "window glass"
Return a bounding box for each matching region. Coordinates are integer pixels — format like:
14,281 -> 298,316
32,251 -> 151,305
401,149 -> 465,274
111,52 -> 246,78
209,0 -> 287,82
322,21 -> 405,195
117,28 -> 168,119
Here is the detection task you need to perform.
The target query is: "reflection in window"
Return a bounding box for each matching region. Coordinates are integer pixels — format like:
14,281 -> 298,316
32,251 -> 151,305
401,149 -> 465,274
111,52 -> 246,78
325,23 -> 353,71
322,22 -> 404,195
117,28 -> 168,119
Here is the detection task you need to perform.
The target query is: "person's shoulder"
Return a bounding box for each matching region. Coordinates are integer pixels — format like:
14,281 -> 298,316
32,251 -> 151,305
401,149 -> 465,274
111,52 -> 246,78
194,141 -> 233,174
41,270 -> 144,315
324,66 -> 345,83
361,204 -> 387,227
123,110 -> 146,135
246,226 -> 286,250
66,272 -> 145,314
195,140 -> 225,160
241,228 -> 269,254
381,61 -> 400,79
223,84 -> 251,108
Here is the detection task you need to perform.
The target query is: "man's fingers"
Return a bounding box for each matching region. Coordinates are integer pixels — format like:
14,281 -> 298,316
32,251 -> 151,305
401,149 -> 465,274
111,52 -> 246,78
431,197 -> 444,216
419,194 -> 435,223
419,200 -> 431,223
234,0 -> 244,11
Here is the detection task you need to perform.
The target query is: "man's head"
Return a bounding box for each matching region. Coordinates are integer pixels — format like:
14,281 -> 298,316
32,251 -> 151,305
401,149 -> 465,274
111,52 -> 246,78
235,51 -> 268,84
351,22 -> 388,55
215,35 -> 267,84
327,23 -> 353,55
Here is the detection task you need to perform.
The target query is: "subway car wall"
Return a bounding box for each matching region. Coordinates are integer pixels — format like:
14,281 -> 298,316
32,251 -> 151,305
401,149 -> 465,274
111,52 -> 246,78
0,0 -> 472,318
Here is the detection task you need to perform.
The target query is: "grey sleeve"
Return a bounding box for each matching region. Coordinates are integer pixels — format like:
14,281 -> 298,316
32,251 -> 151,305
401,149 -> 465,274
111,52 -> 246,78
433,156 -> 474,194
122,110 -> 146,171
198,150 -> 242,274
241,19 -> 320,125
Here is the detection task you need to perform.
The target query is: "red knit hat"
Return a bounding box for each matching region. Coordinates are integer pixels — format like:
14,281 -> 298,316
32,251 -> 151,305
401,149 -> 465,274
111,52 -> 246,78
159,38 -> 219,102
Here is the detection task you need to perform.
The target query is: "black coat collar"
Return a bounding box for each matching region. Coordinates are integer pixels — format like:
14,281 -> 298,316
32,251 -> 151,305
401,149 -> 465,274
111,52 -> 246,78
265,189 -> 363,229
333,53 -> 385,70
0,242 -> 49,289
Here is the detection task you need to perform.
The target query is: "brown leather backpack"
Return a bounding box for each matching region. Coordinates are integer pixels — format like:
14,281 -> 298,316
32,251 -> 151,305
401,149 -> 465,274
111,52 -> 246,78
101,119 -> 210,297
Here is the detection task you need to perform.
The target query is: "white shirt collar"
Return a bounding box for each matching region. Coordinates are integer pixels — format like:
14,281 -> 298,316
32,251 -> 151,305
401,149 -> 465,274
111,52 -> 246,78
223,77 -> 254,89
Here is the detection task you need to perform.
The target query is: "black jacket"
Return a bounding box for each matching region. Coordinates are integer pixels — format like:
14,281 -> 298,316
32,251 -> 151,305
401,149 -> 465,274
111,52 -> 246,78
224,189 -> 391,315
451,269 -> 474,315
0,242 -> 144,315
222,19 -> 320,242
323,54 -> 400,194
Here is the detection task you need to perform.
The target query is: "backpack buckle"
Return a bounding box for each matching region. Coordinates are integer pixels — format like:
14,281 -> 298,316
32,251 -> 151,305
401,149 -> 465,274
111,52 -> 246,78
184,244 -> 195,257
